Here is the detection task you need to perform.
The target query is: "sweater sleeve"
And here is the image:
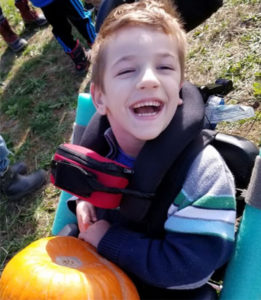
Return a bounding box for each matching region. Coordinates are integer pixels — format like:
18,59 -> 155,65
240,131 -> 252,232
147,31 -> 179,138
97,145 -> 236,289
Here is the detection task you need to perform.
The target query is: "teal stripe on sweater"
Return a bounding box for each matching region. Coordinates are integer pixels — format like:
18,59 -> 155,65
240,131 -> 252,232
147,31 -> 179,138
165,217 -> 235,241
174,192 -> 235,211
174,192 -> 192,209
193,195 -> 235,210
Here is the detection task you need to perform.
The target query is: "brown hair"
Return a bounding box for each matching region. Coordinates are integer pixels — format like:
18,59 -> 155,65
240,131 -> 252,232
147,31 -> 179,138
91,0 -> 186,91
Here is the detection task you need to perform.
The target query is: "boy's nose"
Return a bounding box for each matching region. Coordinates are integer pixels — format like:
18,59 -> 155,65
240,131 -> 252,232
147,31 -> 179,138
137,67 -> 160,89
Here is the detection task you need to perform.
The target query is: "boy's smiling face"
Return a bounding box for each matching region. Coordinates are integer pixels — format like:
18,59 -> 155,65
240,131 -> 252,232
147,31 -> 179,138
91,26 -> 183,157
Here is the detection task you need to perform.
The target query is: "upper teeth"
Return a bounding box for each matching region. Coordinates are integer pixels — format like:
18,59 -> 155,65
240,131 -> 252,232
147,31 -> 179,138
133,101 -> 161,108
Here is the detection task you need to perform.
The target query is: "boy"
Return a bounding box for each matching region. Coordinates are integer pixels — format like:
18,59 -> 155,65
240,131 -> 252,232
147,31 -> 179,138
74,0 -> 235,298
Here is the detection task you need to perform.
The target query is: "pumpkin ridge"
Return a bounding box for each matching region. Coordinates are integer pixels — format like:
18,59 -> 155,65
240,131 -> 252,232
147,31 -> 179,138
86,246 -> 129,299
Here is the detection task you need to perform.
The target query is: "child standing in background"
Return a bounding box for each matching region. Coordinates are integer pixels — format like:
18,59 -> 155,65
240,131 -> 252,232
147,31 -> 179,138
0,1 -> 46,52
30,0 -> 96,72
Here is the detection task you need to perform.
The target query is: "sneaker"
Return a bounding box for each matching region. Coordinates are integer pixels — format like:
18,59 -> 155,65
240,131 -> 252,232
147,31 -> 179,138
0,19 -> 27,52
9,37 -> 28,52
29,13 -> 47,27
67,40 -> 90,72
9,162 -> 27,175
15,0 -> 47,27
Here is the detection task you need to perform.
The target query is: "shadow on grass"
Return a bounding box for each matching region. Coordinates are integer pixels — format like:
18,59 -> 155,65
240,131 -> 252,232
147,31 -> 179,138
0,177 -> 59,271
0,24 -> 47,84
0,34 -> 90,169
0,33 -> 90,271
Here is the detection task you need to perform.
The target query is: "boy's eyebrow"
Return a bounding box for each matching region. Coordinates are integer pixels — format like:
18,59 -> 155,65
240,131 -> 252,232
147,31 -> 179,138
158,52 -> 179,62
112,52 -> 177,67
112,55 -> 136,67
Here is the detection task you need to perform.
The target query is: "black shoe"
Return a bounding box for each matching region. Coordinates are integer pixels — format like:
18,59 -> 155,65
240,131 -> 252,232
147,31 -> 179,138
0,18 -> 28,52
9,162 -> 27,175
8,37 -> 28,52
15,0 -> 48,27
67,40 -> 90,72
1,169 -> 46,201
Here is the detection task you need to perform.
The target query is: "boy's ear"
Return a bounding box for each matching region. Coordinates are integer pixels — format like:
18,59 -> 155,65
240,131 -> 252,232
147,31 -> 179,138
178,81 -> 184,105
90,83 -> 107,115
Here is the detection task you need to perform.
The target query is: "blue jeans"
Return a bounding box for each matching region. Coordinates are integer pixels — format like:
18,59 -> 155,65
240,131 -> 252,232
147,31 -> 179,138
0,135 -> 11,175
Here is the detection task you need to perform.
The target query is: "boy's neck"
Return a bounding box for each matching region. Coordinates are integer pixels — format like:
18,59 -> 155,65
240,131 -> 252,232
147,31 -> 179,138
114,133 -> 145,158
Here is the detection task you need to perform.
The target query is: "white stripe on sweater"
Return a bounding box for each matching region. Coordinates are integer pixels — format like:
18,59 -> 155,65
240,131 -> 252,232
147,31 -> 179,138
173,206 -> 236,224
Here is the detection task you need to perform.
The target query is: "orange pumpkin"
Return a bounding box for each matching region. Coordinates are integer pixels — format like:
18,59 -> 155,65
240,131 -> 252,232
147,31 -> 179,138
0,236 -> 140,300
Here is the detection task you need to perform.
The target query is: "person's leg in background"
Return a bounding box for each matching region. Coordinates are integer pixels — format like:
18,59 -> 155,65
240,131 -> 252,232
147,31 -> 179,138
15,0 -> 47,26
95,0 -> 223,33
0,5 -> 27,52
66,0 -> 96,47
41,0 -> 90,72
0,135 -> 46,201
95,0 -> 133,32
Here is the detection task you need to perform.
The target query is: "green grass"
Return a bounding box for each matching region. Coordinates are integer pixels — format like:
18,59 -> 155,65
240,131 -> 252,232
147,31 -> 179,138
0,0 -> 261,274
0,0 -> 90,271
186,0 -> 261,144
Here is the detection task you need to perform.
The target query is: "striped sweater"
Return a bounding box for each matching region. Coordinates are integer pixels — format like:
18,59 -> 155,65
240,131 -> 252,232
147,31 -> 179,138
97,144 -> 236,289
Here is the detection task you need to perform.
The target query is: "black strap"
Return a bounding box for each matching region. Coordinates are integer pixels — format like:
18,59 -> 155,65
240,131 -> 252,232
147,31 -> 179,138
51,160 -> 154,199
79,81 -> 206,223
143,130 -> 216,236
120,81 -> 205,221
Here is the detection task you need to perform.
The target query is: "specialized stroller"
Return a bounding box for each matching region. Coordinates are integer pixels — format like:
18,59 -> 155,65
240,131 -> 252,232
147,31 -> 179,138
51,1 -> 261,299
50,84 -> 260,300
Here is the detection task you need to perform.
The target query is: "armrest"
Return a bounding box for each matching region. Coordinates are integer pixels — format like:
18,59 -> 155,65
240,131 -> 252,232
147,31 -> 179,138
212,133 -> 259,189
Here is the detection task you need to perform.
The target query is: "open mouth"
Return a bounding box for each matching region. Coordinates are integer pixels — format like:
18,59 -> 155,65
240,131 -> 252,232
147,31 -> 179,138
131,100 -> 163,117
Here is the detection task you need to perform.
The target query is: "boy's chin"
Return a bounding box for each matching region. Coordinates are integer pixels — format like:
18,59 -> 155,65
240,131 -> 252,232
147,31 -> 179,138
134,129 -> 163,141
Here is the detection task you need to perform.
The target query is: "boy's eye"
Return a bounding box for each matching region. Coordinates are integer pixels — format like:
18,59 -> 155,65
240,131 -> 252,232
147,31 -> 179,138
117,69 -> 135,76
158,65 -> 174,71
